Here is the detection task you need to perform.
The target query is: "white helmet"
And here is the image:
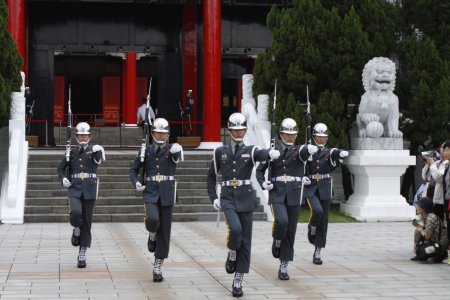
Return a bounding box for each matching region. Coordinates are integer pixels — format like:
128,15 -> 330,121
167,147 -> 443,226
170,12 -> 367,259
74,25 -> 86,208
75,122 -> 91,145
279,118 -> 298,146
227,113 -> 247,130
151,118 -> 170,133
76,122 -> 91,135
280,118 -> 298,134
313,123 -> 328,137
151,118 -> 170,144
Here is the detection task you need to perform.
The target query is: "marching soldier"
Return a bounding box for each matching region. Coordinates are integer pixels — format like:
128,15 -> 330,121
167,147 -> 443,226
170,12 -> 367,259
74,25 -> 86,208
303,123 -> 348,265
256,118 -> 318,280
57,122 -> 106,268
207,112 -> 280,297
129,118 -> 183,282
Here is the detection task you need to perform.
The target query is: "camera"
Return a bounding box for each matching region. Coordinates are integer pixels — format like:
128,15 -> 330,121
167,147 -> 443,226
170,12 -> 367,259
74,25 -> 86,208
421,150 -> 440,160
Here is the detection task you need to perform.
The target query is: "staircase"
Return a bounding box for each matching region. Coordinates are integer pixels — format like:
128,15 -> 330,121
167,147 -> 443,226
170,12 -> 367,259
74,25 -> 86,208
25,149 -> 267,222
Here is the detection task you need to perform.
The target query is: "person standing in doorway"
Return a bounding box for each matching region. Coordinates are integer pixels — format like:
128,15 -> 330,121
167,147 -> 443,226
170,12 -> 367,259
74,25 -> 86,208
57,122 -> 106,268
129,118 -> 183,282
303,123 -> 348,265
207,112 -> 280,297
256,118 -> 318,280
137,97 -> 156,127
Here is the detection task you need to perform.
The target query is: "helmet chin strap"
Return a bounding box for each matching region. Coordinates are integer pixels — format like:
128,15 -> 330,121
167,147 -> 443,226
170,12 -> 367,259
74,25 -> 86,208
231,136 -> 243,142
313,137 -> 325,148
280,135 -> 294,146
75,136 -> 91,145
152,135 -> 168,145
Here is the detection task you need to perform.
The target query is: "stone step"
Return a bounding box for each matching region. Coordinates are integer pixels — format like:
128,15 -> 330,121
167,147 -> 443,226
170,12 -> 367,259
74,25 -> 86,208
27,167 -> 210,176
27,181 -> 208,190
24,211 -> 267,223
26,188 -> 210,198
27,174 -> 209,183
25,196 -> 212,206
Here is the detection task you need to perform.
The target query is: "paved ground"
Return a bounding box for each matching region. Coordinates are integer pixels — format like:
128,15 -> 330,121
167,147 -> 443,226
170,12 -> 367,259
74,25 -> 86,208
0,221 -> 449,300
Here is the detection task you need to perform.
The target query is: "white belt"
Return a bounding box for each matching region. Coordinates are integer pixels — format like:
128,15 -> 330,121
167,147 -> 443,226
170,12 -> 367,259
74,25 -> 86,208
310,173 -> 330,180
272,176 -> 302,182
146,175 -> 175,182
221,179 -> 251,187
71,173 -> 96,180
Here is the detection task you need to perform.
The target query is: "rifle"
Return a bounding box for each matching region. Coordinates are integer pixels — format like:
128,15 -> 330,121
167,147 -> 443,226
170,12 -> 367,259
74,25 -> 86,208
178,101 -> 185,136
65,84 -> 73,178
186,89 -> 193,136
268,80 -> 277,181
305,85 -> 312,146
140,77 -> 152,183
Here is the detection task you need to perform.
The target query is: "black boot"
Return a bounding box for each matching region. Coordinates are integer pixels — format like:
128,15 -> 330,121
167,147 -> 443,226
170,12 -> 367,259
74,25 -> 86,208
307,224 -> 316,245
147,232 -> 157,253
313,246 -> 323,265
225,250 -> 237,274
271,239 -> 281,258
71,227 -> 80,247
153,258 -> 164,282
278,260 -> 289,280
77,247 -> 87,268
232,272 -> 244,297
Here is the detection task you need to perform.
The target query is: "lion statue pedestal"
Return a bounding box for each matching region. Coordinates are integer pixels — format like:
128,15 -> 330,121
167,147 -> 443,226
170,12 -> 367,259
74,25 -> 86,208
340,57 -> 415,221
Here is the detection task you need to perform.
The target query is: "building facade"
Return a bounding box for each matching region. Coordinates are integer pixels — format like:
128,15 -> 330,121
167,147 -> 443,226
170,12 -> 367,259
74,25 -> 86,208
6,0 -> 290,146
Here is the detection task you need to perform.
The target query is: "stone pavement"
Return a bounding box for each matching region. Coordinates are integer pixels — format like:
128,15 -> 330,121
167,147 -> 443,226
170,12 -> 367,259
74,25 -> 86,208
0,221 -> 449,300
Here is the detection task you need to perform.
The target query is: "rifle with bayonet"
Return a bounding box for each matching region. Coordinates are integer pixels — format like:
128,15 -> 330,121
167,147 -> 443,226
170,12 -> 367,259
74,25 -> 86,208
305,85 -> 312,146
268,80 -> 277,181
65,84 -> 73,177
140,77 -> 153,184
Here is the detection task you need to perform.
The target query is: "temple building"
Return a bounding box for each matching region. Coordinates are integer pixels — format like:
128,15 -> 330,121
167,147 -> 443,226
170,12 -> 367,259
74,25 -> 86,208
6,0 -> 291,146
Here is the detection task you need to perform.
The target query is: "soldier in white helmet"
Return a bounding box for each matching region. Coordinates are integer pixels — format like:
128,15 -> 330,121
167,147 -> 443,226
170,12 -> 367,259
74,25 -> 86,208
129,118 -> 183,282
57,122 -> 106,268
302,123 -> 348,265
256,118 -> 318,280
207,112 -> 280,297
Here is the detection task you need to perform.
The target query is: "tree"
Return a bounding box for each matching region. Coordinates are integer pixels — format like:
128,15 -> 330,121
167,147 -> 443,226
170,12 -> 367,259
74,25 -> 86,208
0,0 -> 23,127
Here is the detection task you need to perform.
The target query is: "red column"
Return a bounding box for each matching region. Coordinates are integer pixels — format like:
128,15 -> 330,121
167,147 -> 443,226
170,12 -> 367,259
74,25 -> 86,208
122,52 -> 137,125
202,0 -> 221,142
6,0 -> 27,76
182,3 -> 198,135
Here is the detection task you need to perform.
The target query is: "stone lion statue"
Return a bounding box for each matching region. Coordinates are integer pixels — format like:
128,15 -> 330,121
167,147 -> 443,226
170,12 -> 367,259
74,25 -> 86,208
356,57 -> 403,138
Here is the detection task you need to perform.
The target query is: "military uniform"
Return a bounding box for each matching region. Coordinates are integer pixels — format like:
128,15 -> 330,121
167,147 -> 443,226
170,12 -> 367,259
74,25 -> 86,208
303,147 -> 345,249
57,144 -> 103,248
207,143 -> 270,273
129,143 -> 182,259
256,144 -> 310,262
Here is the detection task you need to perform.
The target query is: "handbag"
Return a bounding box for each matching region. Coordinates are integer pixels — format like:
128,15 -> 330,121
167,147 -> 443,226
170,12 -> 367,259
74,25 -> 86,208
415,218 -> 443,260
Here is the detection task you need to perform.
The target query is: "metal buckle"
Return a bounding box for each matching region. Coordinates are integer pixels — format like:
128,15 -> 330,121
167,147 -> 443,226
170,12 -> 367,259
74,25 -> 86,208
155,175 -> 164,182
280,175 -> 290,182
312,174 -> 320,180
229,180 -> 238,187
80,172 -> 85,180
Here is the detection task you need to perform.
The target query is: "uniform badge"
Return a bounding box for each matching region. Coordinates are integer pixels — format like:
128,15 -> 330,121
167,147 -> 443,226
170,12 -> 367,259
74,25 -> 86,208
241,154 -> 250,158
221,154 -> 228,161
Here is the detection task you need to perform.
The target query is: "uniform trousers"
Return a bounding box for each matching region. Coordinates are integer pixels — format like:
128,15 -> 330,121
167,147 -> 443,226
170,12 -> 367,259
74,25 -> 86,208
145,201 -> 173,259
306,195 -> 331,248
271,202 -> 300,261
69,194 -> 95,247
224,209 -> 253,273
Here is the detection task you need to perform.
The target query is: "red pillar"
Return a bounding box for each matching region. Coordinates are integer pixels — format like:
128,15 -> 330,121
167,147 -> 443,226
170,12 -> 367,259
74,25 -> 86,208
6,0 -> 27,76
182,3 -> 198,135
122,52 -> 137,125
202,0 -> 221,142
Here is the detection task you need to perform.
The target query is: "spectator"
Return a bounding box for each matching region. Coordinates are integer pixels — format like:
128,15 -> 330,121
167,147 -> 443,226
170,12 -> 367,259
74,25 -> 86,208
422,141 -> 450,220
137,97 -> 156,127
411,197 -> 449,262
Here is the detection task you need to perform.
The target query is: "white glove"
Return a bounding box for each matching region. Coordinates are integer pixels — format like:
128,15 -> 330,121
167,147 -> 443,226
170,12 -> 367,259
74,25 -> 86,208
302,176 -> 311,185
62,177 -> 71,188
339,150 -> 349,158
92,144 -> 103,152
307,144 -> 318,155
269,149 -> 280,160
170,143 -> 182,154
135,182 -> 146,192
213,199 -> 221,211
262,181 -> 273,191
